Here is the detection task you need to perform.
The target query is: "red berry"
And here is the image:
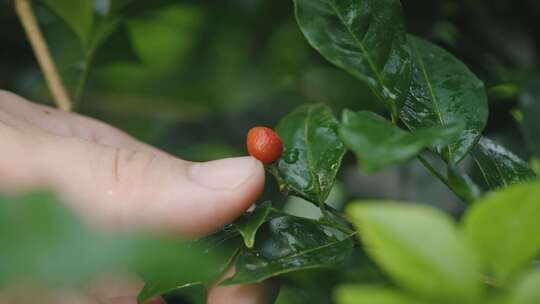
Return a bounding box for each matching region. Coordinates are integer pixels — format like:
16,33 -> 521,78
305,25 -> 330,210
246,126 -> 283,164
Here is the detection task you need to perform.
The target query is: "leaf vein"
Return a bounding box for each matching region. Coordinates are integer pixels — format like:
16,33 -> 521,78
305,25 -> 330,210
411,39 -> 454,158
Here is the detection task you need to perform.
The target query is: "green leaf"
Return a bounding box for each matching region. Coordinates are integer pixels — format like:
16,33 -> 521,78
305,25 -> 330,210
223,214 -> 355,285
137,226 -> 240,303
163,282 -> 207,304
0,191 -> 114,287
508,268 -> 540,304
335,285 -> 425,304
400,35 -> 488,163
234,201 -> 273,249
91,16 -> 125,50
275,104 -> 346,206
471,137 -> 536,190
293,0 -> 412,116
339,110 -> 463,173
42,0 -> 94,47
0,191 -> 222,292
347,202 -> 482,303
519,76 -> 540,157
463,180 -> 540,282
92,21 -> 142,66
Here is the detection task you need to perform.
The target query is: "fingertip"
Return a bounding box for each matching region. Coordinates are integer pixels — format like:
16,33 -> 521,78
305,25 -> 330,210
188,156 -> 264,191
178,156 -> 266,236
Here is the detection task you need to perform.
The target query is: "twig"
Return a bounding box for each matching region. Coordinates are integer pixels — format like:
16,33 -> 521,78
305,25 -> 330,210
15,0 -> 72,111
417,154 -> 448,185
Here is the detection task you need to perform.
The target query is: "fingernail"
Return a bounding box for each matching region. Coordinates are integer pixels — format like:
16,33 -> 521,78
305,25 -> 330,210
188,157 -> 261,190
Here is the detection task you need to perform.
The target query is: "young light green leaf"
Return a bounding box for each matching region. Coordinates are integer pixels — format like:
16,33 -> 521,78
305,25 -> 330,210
223,214 -> 355,285
463,180 -> 540,282
234,201 -> 273,249
339,110 -> 463,173
137,226 -> 240,303
507,268 -> 540,304
42,0 -> 94,48
275,104 -> 346,206
519,76 -> 540,157
471,137 -> 536,190
294,0 -> 412,116
335,285 -> 426,304
400,35 -> 488,163
347,202 -> 482,303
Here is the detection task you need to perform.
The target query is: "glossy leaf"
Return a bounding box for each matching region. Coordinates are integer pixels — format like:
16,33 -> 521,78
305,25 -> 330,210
347,202 -> 482,303
275,104 -> 346,206
335,285 -> 424,304
400,35 -> 488,163
519,76 -> 540,157
42,0 -> 94,47
234,201 -> 273,249
471,137 -> 536,190
339,110 -> 463,173
294,0 -> 412,116
137,226 -> 240,303
223,214 -> 355,285
463,180 -> 540,281
508,268 -> 540,304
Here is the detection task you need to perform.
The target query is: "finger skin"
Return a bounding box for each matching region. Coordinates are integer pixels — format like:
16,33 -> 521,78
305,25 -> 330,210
0,90 -> 265,235
0,90 -> 269,303
0,90 -> 154,152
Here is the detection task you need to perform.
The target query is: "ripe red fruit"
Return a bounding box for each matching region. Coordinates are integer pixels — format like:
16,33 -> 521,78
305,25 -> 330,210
247,126 -> 283,164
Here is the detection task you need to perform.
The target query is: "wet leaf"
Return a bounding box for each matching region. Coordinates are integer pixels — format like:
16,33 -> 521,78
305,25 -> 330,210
400,35 -> 488,163
275,104 -> 346,206
471,137 -> 536,190
234,201 -> 273,249
223,214 -> 355,285
294,0 -> 412,116
339,110 -> 463,173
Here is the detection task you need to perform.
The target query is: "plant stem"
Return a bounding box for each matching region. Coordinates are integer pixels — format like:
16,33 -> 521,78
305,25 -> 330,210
15,0 -> 72,111
417,155 -> 474,204
417,154 -> 450,186
73,56 -> 92,108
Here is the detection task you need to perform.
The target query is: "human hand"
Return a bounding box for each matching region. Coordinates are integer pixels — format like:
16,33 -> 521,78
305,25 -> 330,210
0,90 -> 272,303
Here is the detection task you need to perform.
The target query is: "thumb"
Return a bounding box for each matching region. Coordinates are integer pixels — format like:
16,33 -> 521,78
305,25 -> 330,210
37,135 -> 265,236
